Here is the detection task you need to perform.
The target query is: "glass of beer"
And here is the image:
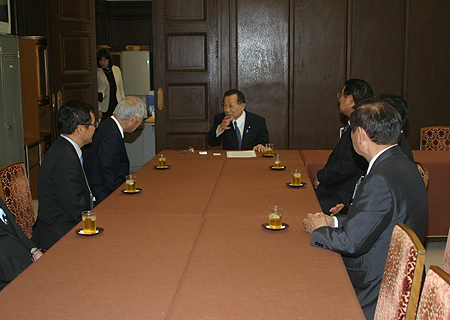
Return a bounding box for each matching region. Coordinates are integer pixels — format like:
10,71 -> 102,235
158,154 -> 167,168
265,143 -> 273,156
126,174 -> 137,192
291,169 -> 302,186
82,211 -> 96,235
273,154 -> 282,168
268,206 -> 283,229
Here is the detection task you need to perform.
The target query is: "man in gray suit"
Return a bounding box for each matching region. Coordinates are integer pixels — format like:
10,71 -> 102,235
303,98 -> 428,320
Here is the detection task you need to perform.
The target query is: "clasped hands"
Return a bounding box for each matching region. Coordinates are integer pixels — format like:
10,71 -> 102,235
303,203 -> 345,235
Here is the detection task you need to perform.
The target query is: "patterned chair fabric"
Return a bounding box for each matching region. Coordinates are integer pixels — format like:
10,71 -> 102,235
420,126 -> 450,150
416,265 -> 450,320
374,223 -> 426,320
443,227 -> 450,274
0,162 -> 36,237
416,162 -> 429,190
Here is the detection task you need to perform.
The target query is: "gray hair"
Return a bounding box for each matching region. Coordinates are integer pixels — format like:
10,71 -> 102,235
113,96 -> 146,120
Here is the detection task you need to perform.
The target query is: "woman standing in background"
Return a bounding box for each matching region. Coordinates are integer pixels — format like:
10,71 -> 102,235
97,48 -> 125,119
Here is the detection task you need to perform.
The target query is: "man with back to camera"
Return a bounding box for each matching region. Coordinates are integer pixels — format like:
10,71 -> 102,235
0,197 -> 43,290
32,100 -> 96,250
83,96 -> 146,204
313,79 -> 373,215
208,89 -> 269,152
303,98 -> 428,319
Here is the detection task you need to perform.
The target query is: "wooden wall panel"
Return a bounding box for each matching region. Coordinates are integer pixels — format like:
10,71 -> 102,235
166,84 -> 207,120
293,0 -> 347,150
235,0 -> 290,150
406,0 -> 450,149
166,33 -> 207,71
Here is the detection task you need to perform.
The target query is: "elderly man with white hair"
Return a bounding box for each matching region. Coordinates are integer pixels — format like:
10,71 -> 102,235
83,96 -> 146,204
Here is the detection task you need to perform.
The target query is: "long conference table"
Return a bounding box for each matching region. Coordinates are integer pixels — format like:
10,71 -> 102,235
1,150 -> 364,319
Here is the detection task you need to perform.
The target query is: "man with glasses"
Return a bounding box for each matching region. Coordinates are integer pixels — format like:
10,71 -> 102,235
32,100 -> 96,250
83,96 -> 146,204
208,89 -> 269,152
313,79 -> 373,215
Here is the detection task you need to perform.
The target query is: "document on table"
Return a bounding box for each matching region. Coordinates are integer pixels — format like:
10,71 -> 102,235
226,150 -> 257,158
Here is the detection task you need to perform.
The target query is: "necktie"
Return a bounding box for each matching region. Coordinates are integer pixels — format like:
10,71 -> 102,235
0,208 -> 8,225
234,120 -> 242,150
80,155 -> 84,166
343,124 -> 350,132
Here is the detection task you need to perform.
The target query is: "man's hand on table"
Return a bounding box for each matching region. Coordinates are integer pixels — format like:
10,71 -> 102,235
253,144 -> 266,153
313,177 -> 320,189
302,212 -> 334,235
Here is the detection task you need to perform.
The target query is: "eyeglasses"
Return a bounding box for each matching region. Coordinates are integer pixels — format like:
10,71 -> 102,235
85,121 -> 99,129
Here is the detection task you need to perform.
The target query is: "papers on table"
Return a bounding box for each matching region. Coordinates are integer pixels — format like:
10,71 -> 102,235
226,150 -> 257,158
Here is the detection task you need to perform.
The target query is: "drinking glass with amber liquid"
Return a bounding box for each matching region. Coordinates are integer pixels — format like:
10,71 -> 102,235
265,143 -> 273,156
158,154 -> 167,168
291,169 -> 302,186
126,174 -> 137,192
268,206 -> 283,229
82,211 -> 97,234
273,154 -> 282,168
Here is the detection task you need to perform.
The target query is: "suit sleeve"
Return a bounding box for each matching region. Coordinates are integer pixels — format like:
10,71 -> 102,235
311,173 -> 393,257
208,114 -> 224,143
53,153 -> 90,223
317,133 -> 366,186
97,132 -> 127,195
255,117 -> 269,146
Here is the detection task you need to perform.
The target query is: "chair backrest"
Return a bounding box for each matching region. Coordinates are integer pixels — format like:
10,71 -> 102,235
443,227 -> 450,273
374,223 -> 426,320
0,162 -> 36,237
416,161 -> 429,189
420,126 -> 450,150
416,265 -> 450,320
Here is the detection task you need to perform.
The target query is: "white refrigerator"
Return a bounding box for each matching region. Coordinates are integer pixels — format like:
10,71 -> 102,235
121,50 -> 151,96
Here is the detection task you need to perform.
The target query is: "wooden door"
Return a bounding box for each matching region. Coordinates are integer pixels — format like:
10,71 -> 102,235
152,0 -> 219,152
48,0 -> 97,115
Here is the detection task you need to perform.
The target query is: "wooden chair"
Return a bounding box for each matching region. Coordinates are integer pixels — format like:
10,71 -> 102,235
443,227 -> 450,273
374,223 -> 426,320
416,265 -> 450,320
0,162 -> 36,238
416,161 -> 429,189
420,126 -> 450,150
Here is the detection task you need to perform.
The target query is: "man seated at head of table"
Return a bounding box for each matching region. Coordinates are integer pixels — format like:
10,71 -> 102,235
1,198 -> 43,291
313,79 -> 373,216
302,98 -> 428,320
208,89 -> 269,152
83,96 -> 146,204
32,100 -> 96,250
376,93 -> 414,162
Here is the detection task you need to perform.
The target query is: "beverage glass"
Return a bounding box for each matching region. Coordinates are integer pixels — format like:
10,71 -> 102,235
291,169 -> 302,186
82,211 -> 97,235
268,206 -> 283,229
273,154 -> 283,168
126,174 -> 137,192
158,154 -> 167,168
265,143 -> 273,156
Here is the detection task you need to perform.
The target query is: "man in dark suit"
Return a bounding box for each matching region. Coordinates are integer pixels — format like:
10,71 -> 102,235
208,89 -> 269,152
377,93 -> 414,162
313,79 -> 374,215
303,98 -> 428,320
83,96 -> 146,204
0,198 -> 43,290
32,100 -> 96,250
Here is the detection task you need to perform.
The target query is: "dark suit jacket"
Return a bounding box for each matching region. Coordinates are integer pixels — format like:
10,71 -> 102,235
0,199 -> 36,290
83,117 -> 129,204
32,136 -> 91,250
315,128 -> 368,213
311,146 -> 428,320
207,111 -> 269,150
398,132 -> 414,162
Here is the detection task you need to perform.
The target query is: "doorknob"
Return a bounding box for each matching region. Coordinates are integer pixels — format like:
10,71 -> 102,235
57,91 -> 62,110
157,87 -> 163,111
